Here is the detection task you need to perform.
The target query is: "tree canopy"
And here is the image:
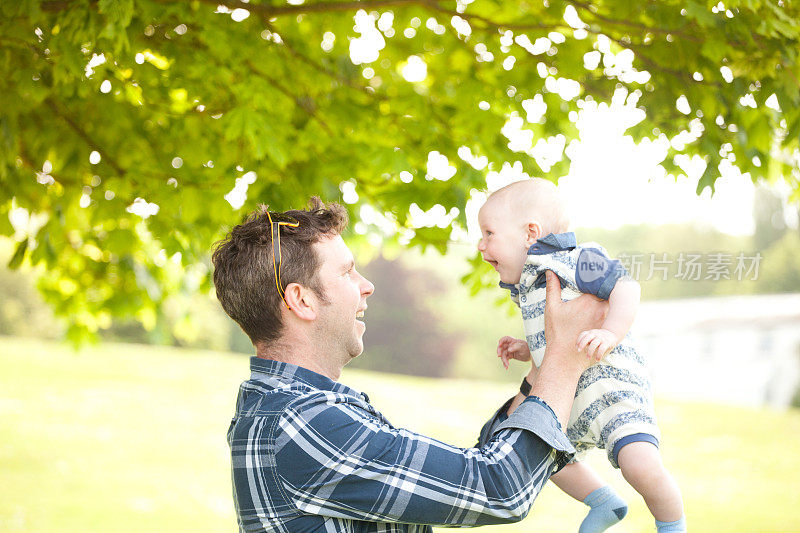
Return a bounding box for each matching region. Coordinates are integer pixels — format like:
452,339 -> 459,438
1,0 -> 799,343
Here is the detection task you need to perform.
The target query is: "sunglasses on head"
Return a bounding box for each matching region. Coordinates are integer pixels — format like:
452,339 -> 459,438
266,210 -> 300,309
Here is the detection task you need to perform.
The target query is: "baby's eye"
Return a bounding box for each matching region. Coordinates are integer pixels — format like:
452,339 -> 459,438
486,231 -> 493,237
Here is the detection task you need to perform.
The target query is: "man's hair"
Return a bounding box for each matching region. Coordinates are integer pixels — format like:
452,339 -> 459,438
212,196 -> 349,346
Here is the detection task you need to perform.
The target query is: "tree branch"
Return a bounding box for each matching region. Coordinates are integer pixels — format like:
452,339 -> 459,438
45,99 -> 127,177
43,0 -> 583,34
183,0 -> 419,17
261,20 -> 378,99
41,1 -> 76,12
244,60 -> 334,135
17,141 -> 86,192
422,0 -> 566,32
564,0 -> 702,43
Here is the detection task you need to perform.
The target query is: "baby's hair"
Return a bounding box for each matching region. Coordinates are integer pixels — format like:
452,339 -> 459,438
488,178 -> 570,234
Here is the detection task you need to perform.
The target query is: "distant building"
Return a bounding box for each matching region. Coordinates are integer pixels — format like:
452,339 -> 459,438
636,293 -> 800,408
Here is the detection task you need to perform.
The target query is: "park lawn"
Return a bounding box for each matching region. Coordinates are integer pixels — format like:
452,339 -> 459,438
1,336 -> 799,532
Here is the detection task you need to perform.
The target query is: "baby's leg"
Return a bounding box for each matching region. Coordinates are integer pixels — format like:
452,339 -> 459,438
552,461 -> 605,500
617,441 -> 685,531
552,462 -> 627,533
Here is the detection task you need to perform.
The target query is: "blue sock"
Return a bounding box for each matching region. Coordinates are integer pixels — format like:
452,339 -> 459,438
578,485 -> 628,533
656,516 -> 686,532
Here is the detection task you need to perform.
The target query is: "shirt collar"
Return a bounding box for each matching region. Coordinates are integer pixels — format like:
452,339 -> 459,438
249,357 -> 370,402
528,232 -> 577,255
499,281 -> 518,296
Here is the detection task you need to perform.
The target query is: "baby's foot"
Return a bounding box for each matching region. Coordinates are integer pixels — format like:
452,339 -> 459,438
578,485 -> 628,533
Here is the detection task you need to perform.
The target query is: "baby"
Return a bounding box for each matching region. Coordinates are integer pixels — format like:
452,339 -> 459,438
477,179 -> 685,533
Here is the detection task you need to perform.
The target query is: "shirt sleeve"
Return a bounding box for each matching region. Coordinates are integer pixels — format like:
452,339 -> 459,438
274,392 -> 574,527
574,247 -> 629,300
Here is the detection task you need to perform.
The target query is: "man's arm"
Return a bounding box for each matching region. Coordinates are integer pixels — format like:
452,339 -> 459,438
273,271 -> 606,527
274,392 -> 560,527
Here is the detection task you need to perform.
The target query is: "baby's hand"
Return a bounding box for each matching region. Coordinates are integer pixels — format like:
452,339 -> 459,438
497,336 -> 531,370
576,329 -> 619,361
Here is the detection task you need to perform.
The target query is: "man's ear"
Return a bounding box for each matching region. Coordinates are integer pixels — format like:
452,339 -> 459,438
283,283 -> 317,321
525,221 -> 542,245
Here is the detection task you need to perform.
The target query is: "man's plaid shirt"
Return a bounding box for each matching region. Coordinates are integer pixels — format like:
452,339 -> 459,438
228,357 -> 575,532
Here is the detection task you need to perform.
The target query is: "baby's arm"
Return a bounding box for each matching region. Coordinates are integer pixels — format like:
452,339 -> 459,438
497,335 -> 532,370
603,278 -> 640,340
577,279 -> 640,360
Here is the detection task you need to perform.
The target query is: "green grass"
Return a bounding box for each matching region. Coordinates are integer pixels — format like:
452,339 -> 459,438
2,336 -> 799,532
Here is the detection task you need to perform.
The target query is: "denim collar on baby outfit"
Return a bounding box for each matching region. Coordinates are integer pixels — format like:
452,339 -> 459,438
527,232 -> 577,255
498,232 -> 576,296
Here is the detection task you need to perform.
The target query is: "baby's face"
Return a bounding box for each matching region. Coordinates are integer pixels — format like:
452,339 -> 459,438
477,202 -> 530,284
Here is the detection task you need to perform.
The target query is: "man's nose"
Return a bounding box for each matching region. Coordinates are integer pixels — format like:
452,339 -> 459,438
359,272 -> 375,297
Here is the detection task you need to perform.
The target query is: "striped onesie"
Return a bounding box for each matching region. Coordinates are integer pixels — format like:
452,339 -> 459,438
500,232 -> 660,468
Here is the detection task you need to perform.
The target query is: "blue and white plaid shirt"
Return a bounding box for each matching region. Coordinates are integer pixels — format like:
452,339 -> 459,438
228,357 -> 575,532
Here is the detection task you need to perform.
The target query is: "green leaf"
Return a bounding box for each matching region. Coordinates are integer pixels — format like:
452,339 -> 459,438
784,113 -> 800,148
700,37 -> 727,62
0,204 -> 13,236
685,1 -> 717,27
8,239 -> 28,270
696,159 -> 718,195
97,0 -> 134,27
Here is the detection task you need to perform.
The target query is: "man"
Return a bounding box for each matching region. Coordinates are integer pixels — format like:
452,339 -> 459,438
212,198 -> 606,532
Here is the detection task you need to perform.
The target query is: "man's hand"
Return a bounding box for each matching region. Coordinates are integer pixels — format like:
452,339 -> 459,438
497,336 -> 531,369
577,328 -> 618,361
530,270 -> 608,427
542,271 -> 608,372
